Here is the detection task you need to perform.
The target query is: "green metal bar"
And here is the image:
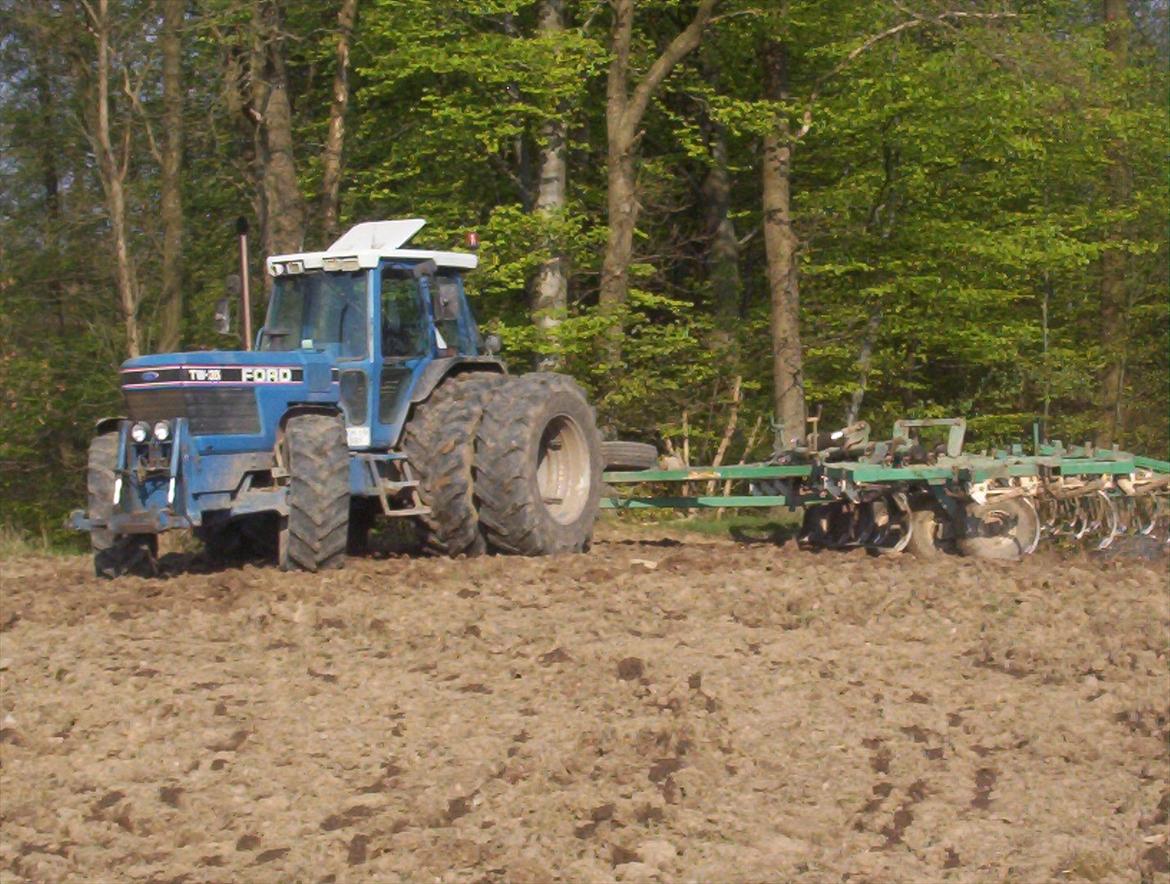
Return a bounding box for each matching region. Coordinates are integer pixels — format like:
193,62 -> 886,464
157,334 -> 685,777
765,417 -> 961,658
601,495 -> 798,509
1051,460 -> 1140,476
826,464 -> 953,482
603,464 -> 812,483
1134,455 -> 1170,473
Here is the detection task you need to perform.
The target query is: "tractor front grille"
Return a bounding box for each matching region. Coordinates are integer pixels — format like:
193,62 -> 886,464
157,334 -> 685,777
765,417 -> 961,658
124,388 -> 261,436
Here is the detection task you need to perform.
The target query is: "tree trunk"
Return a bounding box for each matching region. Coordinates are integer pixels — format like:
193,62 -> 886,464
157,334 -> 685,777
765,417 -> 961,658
701,117 -> 741,333
1097,0 -> 1129,447
32,38 -> 65,334
845,311 -> 882,424
157,0 -> 185,353
90,0 -> 141,357
761,37 -> 805,444
252,0 -> 306,261
599,140 -> 638,312
529,0 -> 568,331
320,0 -> 358,243
599,0 -> 719,316
599,0 -> 636,317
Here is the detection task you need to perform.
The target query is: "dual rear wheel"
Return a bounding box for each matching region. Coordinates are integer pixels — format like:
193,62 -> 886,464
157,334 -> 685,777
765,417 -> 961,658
408,371 -> 603,557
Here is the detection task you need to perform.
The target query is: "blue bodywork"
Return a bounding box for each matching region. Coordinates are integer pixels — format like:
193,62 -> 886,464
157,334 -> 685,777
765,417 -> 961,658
72,258 -> 503,538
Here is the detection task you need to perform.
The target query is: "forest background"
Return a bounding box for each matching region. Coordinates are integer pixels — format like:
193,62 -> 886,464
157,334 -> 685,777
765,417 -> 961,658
1,0 -> 1166,541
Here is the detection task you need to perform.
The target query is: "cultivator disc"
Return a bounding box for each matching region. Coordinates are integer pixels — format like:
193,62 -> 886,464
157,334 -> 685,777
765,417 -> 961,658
799,494 -> 911,554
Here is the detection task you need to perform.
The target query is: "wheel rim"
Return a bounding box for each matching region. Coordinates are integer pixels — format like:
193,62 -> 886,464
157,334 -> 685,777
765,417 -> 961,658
536,414 -> 591,524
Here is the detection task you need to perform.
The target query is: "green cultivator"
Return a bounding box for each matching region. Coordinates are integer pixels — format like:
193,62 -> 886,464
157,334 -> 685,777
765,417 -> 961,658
602,418 -> 1170,559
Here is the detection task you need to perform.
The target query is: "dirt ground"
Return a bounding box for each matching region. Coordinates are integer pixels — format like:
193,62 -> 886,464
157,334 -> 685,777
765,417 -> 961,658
1,521 -> 1167,883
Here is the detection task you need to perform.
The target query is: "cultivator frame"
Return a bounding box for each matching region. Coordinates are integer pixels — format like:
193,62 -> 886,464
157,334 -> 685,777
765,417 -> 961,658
601,418 -> 1170,558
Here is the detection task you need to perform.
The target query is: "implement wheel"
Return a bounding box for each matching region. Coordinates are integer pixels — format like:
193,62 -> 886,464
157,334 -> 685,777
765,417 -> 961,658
958,496 -> 1040,560
279,413 -> 349,572
474,373 -> 602,555
88,433 -> 156,579
905,505 -> 956,558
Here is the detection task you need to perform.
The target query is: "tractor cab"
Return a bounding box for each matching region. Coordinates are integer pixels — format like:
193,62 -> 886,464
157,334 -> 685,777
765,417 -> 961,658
262,219 -> 498,450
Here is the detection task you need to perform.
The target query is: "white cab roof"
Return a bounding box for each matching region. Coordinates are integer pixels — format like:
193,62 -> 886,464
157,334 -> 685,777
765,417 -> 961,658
266,219 -> 477,275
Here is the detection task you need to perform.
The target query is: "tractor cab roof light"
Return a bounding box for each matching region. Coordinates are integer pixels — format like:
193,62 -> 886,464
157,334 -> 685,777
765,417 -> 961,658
321,255 -> 362,272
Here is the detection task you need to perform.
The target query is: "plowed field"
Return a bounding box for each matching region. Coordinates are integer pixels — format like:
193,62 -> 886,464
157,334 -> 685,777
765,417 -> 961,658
1,524 -> 1167,882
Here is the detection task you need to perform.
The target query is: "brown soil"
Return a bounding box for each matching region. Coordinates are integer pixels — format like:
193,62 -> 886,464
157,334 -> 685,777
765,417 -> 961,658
1,523 -> 1168,883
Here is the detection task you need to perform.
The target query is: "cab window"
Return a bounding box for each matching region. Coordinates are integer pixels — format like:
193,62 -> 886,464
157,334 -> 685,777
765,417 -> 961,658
434,275 -> 474,354
381,274 -> 429,359
262,270 -> 368,358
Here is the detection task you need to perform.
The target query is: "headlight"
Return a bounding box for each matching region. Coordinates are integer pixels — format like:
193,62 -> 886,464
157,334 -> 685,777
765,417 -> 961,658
152,420 -> 171,441
130,422 -> 149,443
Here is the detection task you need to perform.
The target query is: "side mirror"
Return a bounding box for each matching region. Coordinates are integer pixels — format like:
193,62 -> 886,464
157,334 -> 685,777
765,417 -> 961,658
214,298 -> 232,334
483,333 -> 502,355
432,279 -> 460,322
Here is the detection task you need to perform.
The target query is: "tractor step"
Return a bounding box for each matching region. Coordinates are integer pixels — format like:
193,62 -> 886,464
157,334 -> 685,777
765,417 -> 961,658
384,505 -> 430,517
380,479 -> 419,492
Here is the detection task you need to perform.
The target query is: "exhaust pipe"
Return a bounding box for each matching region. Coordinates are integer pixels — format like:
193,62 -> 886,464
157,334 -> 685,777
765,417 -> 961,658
237,216 -> 252,351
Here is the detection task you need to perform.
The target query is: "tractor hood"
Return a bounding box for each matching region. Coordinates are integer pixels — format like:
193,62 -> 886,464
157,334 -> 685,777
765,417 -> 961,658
118,350 -> 341,453
120,349 -> 338,392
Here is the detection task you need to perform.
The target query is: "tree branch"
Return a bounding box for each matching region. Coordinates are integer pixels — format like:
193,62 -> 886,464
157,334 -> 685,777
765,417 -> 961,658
122,65 -> 163,166
792,9 -> 1018,141
623,0 -> 720,138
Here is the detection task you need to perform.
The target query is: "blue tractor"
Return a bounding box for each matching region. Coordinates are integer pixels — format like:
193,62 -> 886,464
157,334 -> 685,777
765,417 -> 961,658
72,220 -> 604,576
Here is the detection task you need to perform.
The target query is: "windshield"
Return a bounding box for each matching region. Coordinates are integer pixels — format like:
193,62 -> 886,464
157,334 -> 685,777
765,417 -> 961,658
260,270 -> 368,357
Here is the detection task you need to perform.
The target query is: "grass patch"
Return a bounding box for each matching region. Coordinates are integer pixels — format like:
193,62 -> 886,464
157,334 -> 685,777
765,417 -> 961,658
0,523 -> 87,558
603,509 -> 803,544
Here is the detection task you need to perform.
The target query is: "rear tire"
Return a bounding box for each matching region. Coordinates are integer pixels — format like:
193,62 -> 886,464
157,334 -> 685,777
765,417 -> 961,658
474,373 -> 602,555
280,414 -> 349,572
402,369 -> 503,549
601,440 -> 658,472
88,433 -> 157,578
420,374 -> 506,556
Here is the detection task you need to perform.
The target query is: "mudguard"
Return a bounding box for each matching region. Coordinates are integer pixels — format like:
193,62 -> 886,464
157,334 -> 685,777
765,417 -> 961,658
410,356 -> 506,404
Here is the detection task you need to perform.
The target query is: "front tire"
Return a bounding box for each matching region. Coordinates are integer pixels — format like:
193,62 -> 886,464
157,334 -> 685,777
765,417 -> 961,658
474,373 -> 602,555
280,414 -> 349,572
88,433 -> 156,578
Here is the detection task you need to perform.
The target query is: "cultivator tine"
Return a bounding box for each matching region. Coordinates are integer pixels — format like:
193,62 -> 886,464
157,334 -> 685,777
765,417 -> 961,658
1033,476 -> 1170,551
1086,491 -> 1119,550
